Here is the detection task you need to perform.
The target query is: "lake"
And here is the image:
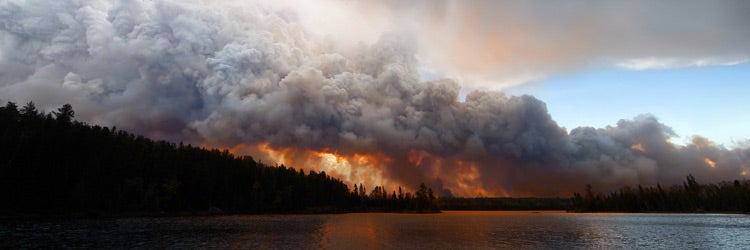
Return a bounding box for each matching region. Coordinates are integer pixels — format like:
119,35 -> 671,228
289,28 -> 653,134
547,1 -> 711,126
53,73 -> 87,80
2,211 -> 749,249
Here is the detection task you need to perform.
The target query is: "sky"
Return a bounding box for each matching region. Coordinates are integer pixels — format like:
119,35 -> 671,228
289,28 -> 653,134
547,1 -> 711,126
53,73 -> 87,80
1,0 -> 749,197
505,63 -> 750,147
276,0 -> 750,146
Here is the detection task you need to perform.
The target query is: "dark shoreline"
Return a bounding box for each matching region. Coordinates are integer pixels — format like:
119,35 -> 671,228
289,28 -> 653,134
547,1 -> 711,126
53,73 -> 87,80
7,210 -> 750,221
0,209 -> 441,220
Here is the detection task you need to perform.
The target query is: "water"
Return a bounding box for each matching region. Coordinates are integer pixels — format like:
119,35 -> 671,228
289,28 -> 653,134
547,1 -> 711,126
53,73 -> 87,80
2,211 -> 749,249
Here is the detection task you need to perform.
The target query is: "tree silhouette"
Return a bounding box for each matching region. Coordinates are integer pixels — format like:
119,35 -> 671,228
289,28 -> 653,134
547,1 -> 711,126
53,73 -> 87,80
53,103 -> 74,123
570,174 -> 750,213
20,101 -> 38,117
0,100 -> 441,215
2,101 -> 19,118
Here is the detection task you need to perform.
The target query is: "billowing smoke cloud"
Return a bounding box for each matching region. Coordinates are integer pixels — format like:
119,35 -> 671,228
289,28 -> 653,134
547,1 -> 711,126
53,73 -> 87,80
1,0 -> 748,196
339,0 -> 750,89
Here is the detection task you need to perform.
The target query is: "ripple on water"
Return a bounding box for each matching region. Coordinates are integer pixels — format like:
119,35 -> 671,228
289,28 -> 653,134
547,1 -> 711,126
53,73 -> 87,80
2,212 -> 749,249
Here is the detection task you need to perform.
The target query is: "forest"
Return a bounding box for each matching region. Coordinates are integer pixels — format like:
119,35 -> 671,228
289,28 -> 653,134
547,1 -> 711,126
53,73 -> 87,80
571,175 -> 750,213
5,101 -> 748,215
0,101 -> 436,215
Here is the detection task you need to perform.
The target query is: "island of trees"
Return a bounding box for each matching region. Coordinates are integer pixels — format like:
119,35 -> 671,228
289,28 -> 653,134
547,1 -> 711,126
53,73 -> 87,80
571,175 -> 750,213
0,101 -> 437,215
438,197 -> 569,211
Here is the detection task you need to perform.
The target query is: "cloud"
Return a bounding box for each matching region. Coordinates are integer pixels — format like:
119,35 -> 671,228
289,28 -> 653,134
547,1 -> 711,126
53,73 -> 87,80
293,0 -> 750,89
616,57 -> 749,71
0,0 -> 748,196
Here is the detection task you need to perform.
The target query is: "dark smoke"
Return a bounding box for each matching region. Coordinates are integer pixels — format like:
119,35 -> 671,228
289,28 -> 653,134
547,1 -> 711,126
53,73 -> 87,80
1,0 -> 747,196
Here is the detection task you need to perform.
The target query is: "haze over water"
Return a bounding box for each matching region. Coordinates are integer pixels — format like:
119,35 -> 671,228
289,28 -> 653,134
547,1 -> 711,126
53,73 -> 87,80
4,211 -> 750,249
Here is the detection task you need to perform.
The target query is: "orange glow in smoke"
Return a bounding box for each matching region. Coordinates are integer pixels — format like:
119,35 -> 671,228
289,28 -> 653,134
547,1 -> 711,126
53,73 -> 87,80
224,142 -> 509,197
704,157 -> 717,168
453,160 -> 505,197
408,150 -> 428,167
245,143 -> 395,190
631,142 -> 646,152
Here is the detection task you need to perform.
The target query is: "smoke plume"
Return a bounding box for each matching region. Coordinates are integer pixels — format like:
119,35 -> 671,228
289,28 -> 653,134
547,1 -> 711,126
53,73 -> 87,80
1,0 -> 748,196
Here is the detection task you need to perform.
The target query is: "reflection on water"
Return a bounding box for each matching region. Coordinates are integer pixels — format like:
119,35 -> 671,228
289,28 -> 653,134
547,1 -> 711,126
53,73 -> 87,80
2,211 -> 749,249
316,211 -> 750,249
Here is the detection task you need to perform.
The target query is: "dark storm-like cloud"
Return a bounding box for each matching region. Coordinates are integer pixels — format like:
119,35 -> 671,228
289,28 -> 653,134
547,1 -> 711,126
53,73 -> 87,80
1,0 -> 747,196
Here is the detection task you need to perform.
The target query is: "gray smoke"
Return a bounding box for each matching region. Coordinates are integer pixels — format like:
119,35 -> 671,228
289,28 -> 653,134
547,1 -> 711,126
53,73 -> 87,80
1,0 -> 748,196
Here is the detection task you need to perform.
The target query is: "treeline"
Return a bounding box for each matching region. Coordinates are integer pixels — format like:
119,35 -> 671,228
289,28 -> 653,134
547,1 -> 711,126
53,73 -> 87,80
350,183 -> 438,213
437,197 -> 569,210
0,101 -> 435,215
571,175 -> 750,213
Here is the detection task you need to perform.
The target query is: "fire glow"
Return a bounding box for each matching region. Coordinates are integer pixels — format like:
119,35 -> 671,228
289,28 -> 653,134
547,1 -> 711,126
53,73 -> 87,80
704,158 -> 717,168
631,142 -> 646,152
252,143 -> 391,188
226,142 -> 505,197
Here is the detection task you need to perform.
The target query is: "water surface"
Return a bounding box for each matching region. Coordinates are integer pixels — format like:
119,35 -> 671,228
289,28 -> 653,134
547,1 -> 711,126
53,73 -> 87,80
2,211 -> 749,249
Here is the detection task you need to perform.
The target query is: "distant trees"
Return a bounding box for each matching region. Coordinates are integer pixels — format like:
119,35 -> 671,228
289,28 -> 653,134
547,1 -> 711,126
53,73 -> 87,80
0,101 -> 438,215
437,197 -> 569,210
571,174 -> 750,212
345,182 -> 438,213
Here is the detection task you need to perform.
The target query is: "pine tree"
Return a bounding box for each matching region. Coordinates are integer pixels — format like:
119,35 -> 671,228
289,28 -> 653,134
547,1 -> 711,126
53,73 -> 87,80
53,103 -> 75,123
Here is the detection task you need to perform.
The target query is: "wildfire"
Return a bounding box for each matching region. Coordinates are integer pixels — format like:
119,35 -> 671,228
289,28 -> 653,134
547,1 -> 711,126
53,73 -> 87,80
225,142 -> 509,197
631,142 -> 646,152
408,150 -> 428,167
452,160 -> 504,197
704,157 -> 717,168
242,143 -> 396,190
